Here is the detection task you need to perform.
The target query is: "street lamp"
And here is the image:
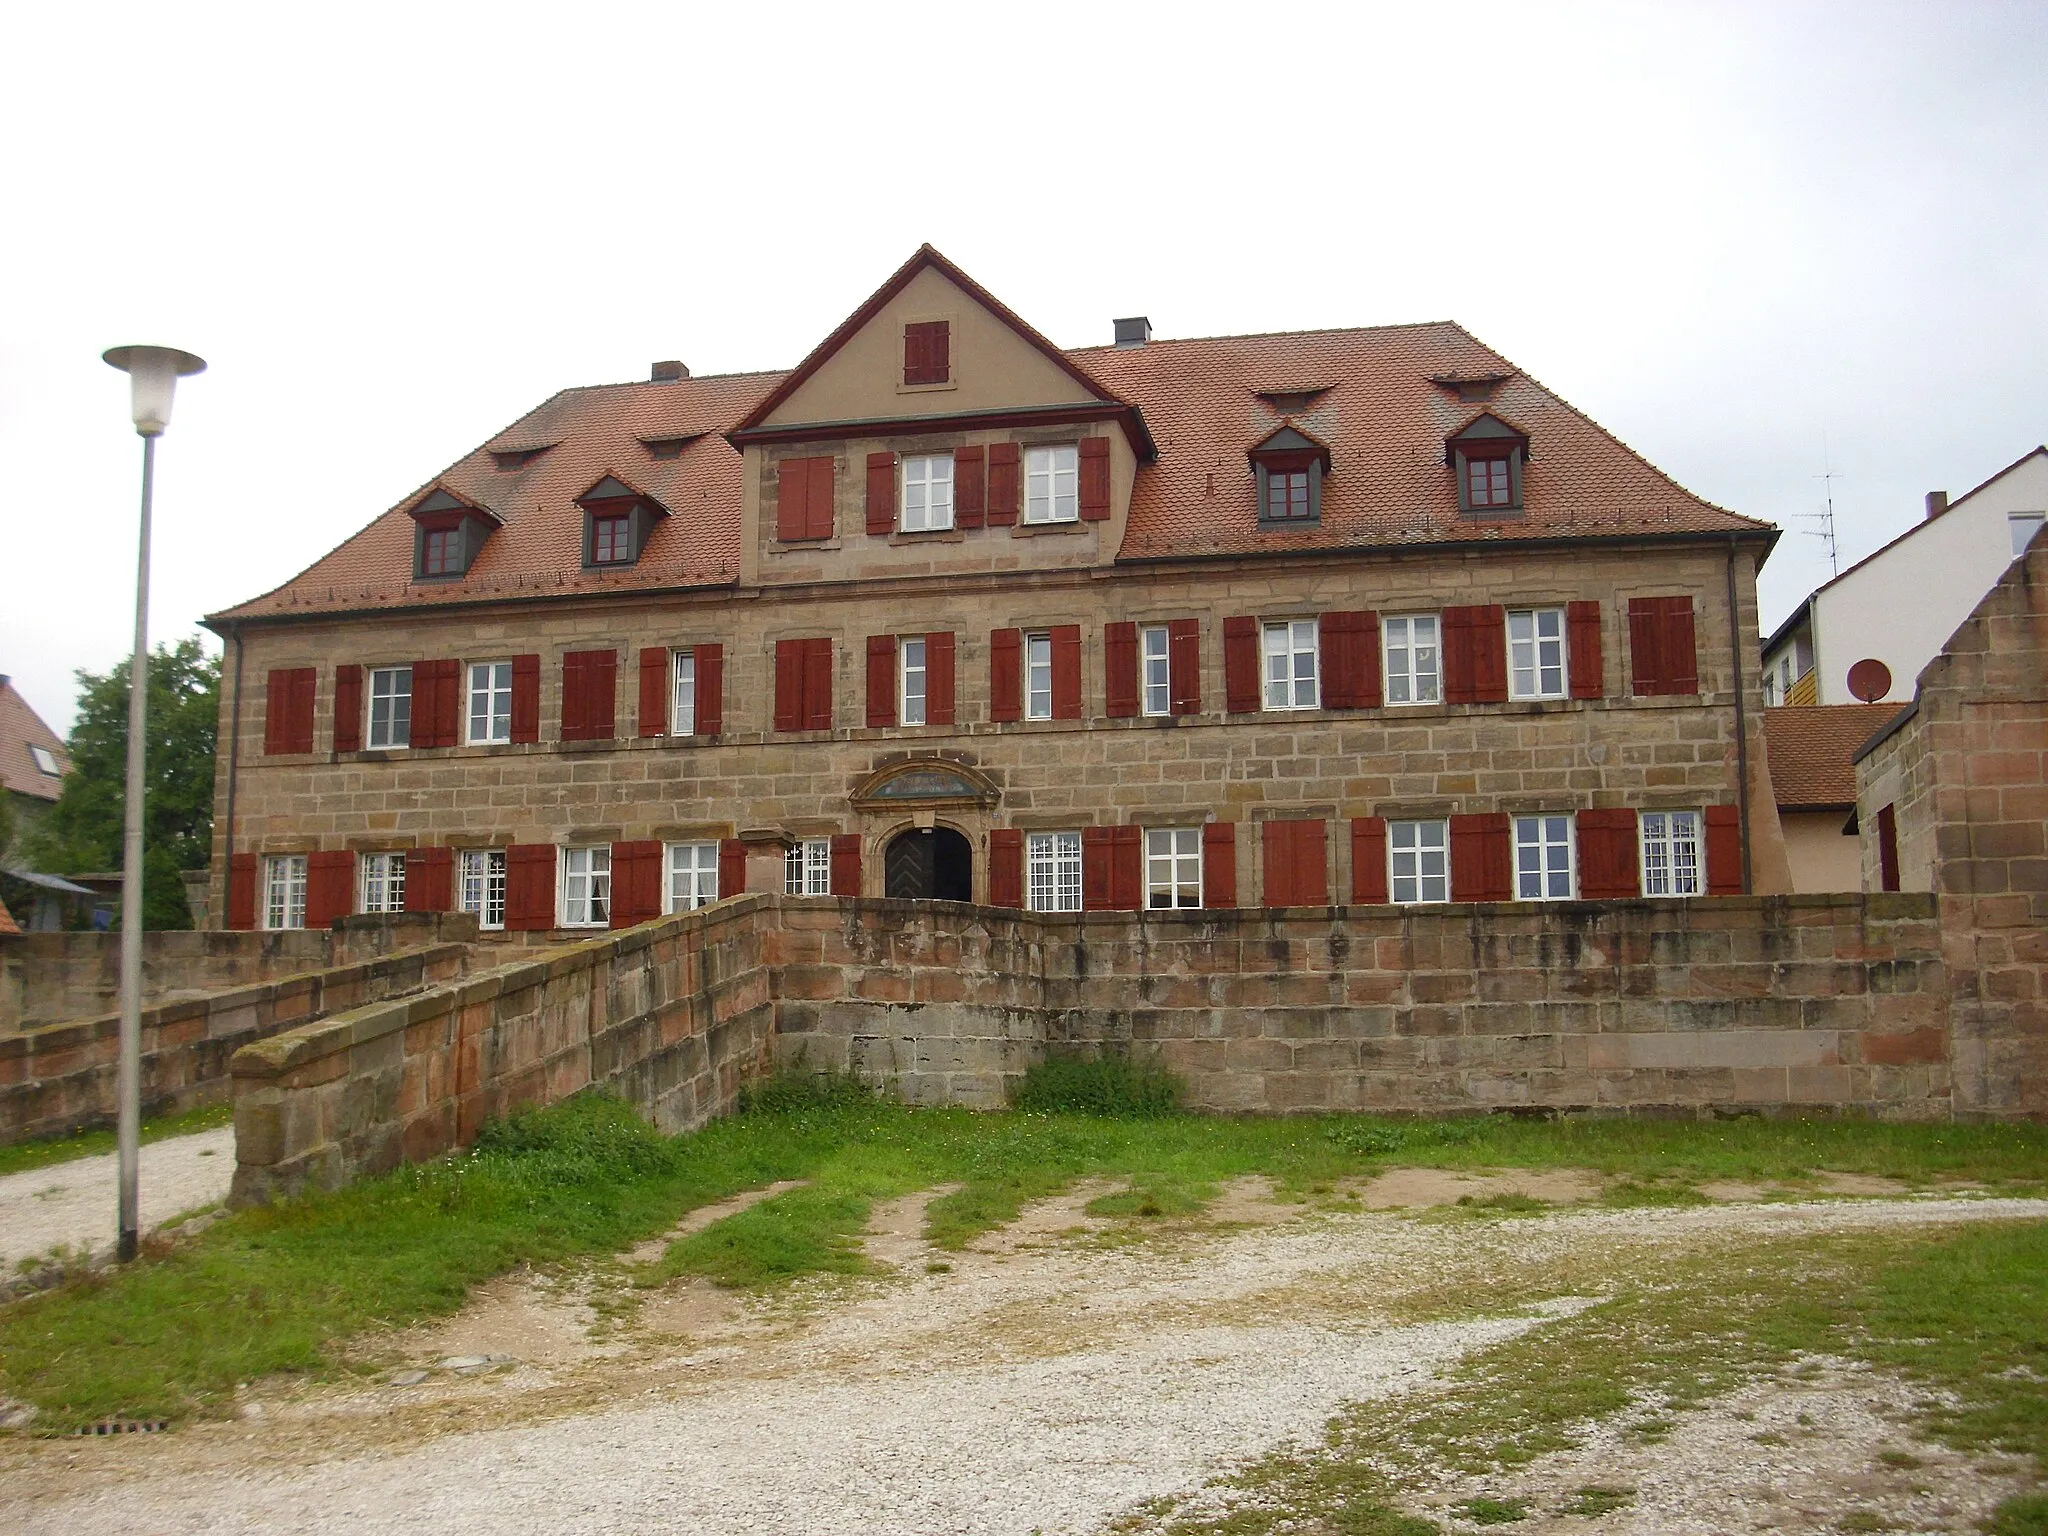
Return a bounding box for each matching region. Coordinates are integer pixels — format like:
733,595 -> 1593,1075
101,344 -> 206,1263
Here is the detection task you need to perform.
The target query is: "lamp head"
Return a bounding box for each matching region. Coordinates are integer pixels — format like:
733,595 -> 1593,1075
102,345 -> 207,437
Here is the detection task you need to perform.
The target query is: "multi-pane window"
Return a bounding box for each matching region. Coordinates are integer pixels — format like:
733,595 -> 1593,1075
1507,608 -> 1567,699
422,527 -> 461,576
1383,615 -> 1441,705
2011,513 -> 2046,557
672,650 -> 696,736
592,513 -> 632,564
1026,831 -> 1083,912
1262,619 -> 1320,709
561,845 -> 611,926
1640,811 -> 1703,897
359,851 -> 407,914
1141,625 -> 1171,716
263,854 -> 307,930
1388,820 -> 1450,904
467,661 -> 513,744
459,849 -> 506,930
1025,632 -> 1054,720
1267,469 -> 1311,520
1514,815 -> 1574,901
901,455 -> 954,532
368,666 -> 412,749
667,842 -> 720,912
1025,445 -> 1079,523
785,838 -> 830,895
901,636 -> 927,726
1467,454 -> 1513,507
1145,828 -> 1202,909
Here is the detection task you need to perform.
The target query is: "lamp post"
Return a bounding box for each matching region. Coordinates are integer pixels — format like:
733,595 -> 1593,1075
101,344 -> 206,1263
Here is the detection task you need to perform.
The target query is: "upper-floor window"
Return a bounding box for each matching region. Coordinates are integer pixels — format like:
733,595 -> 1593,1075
421,526 -> 463,576
468,661 -> 513,745
1507,608 -> 1567,700
1026,831 -> 1082,912
902,455 -> 954,532
28,744 -> 60,776
1262,619 -> 1320,710
592,513 -> 632,565
786,837 -> 830,896
901,636 -> 928,726
1141,626 -> 1171,716
561,845 -> 611,927
673,651 -> 697,736
1145,828 -> 1202,909
1025,632 -> 1055,720
1389,819 -> 1449,904
459,849 -> 506,930
368,666 -> 412,749
1384,615 -> 1440,705
903,319 -> 950,386
1514,814 -> 1574,901
1640,811 -> 1702,897
1025,445 -> 1078,523
359,852 -> 407,915
668,841 -> 720,911
2011,512 -> 2045,557
263,854 -> 307,931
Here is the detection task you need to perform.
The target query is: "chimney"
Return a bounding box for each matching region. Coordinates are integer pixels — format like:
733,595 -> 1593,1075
650,360 -> 688,383
1925,490 -> 1948,520
1112,317 -> 1152,349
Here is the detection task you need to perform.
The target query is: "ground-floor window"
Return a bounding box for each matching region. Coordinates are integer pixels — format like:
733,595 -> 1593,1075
785,838 -> 830,895
668,841 -> 720,911
263,854 -> 307,930
561,845 -> 611,926
1514,815 -> 1575,900
459,849 -> 506,929
1145,827 -> 1202,909
359,851 -> 407,914
1026,831 -> 1082,912
1389,819 -> 1450,903
1639,810 -> 1702,897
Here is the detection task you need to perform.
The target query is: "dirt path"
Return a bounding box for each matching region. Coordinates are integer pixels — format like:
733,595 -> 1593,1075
0,1127 -> 234,1270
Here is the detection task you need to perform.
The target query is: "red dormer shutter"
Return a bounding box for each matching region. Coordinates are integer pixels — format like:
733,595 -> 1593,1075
954,445 -> 986,530
639,646 -> 669,736
332,665 -> 363,754
1223,617 -> 1261,713
1078,437 -> 1111,521
866,634 -> 896,728
1167,619 -> 1201,715
925,631 -> 955,725
405,846 -> 454,912
1567,602 -> 1604,700
1321,611 -> 1381,709
866,452 -> 896,535
1104,622 -> 1139,718
510,654 -> 541,744
986,443 -> 1020,527
989,628 -> 1022,722
694,643 -> 723,735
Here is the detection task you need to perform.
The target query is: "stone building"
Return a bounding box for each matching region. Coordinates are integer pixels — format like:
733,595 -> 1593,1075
203,246 -> 1790,935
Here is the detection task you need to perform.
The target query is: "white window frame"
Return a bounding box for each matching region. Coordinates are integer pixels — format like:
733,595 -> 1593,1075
901,455 -> 955,532
1639,810 -> 1703,898
672,650 -> 697,736
1388,819 -> 1450,904
1025,632 -> 1054,720
666,841 -> 721,912
1140,625 -> 1171,716
367,666 -> 412,749
900,636 -> 927,726
1383,614 -> 1441,706
785,838 -> 830,896
1507,608 -> 1567,700
458,849 -> 506,930
466,660 -> 513,745
2010,512 -> 2045,558
1144,827 -> 1202,910
1514,814 -> 1575,901
560,845 -> 611,927
262,854 -> 307,931
1262,618 -> 1320,710
358,851 -> 407,915
1026,831 -> 1083,912
1024,444 -> 1079,524
28,744 -> 60,775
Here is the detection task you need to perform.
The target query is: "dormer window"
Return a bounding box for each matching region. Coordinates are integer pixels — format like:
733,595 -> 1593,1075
1466,451 -> 1513,508
489,443 -> 556,472
421,525 -> 464,576
1248,424 -> 1332,526
592,513 -> 632,564
576,474 -> 669,570
407,486 -> 501,582
1447,413 -> 1530,516
903,320 -> 950,386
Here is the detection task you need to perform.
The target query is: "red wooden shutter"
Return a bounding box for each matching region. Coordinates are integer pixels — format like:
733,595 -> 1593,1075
1875,804 -> 1900,893
1202,822 -> 1236,908
803,637 -> 833,730
414,659 -> 460,747
1082,825 -> 1114,911
609,840 -> 663,927
560,652 -> 587,741
1078,436 -> 1112,521
774,640 -> 803,732
1168,619 -> 1201,715
1704,805 -> 1744,895
1110,825 -> 1142,911
560,650 -> 616,741
1104,622 -> 1139,718
987,442 -> 1020,527
903,319 -> 949,385
1575,809 -> 1640,899
866,451 -> 896,535
954,445 -> 986,530
1322,610 -> 1381,709
1567,602 -> 1604,700
227,852 -> 258,930
829,833 -> 862,898
1223,616 -> 1261,713
717,838 -> 747,900
1628,598 -> 1665,696
405,846 -> 454,912
1261,822 -> 1296,907
694,644 -> 723,736
988,829 -> 1024,908
925,631 -> 955,725
505,844 -> 558,930
1051,625 -> 1082,719
1441,608 -> 1474,705
305,850 -> 354,928
776,458 -> 811,542
265,667 -> 316,754
805,457 -> 835,540
866,635 -> 897,728
990,628 -> 1022,722
1350,817 -> 1389,904
1662,601 -> 1700,695
1262,820 -> 1328,907
510,654 -> 541,744
639,647 -> 669,736
1450,813 -> 1513,901
1463,606 -> 1508,703
332,665 -> 363,753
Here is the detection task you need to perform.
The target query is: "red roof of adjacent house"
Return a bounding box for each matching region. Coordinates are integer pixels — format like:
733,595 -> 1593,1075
1762,705 -> 1901,808
0,894 -> 19,937
0,676 -> 70,802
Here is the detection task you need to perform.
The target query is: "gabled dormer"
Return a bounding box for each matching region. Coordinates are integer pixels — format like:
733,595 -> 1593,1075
576,474 -> 669,570
407,485 -> 501,582
1446,412 -> 1531,516
1249,422 -> 1333,526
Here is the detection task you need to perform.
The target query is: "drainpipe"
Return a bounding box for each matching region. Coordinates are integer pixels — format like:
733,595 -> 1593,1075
221,624 -> 245,926
1725,539 -> 1754,894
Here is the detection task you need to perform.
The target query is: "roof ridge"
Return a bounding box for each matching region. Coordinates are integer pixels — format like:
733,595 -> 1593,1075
1066,319 -> 1461,352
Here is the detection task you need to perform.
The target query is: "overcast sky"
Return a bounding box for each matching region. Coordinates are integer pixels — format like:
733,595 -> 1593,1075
3,0 -> 2043,734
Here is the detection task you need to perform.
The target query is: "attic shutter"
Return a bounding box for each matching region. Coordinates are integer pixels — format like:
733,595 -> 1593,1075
227,853 -> 258,930
1443,606 -> 1507,704
1078,437 -> 1112,521
1575,809 -> 1640,900
866,451 -> 897,535
829,834 -> 862,898
904,320 -> 948,385
1223,616 -> 1261,713
774,640 -> 803,732
1567,602 -> 1604,700
265,667 -> 316,755
510,654 -> 541,743
717,838 -> 747,899
989,628 -> 1022,722
405,846 -> 454,912
332,665 -> 363,753
986,442 -> 1020,527
639,647 -> 669,736
866,635 -> 897,728
954,445 -> 986,530
925,631 -> 956,725
1051,625 -> 1082,719
1104,622 -> 1139,718
1201,822 -> 1237,908
803,637 -> 833,730
1167,619 -> 1201,714
1322,610 -> 1381,709
504,844 -> 558,930
1082,825 -> 1114,911
1450,813 -> 1513,902
694,644 -> 723,735
988,829 -> 1024,908
1350,817 -> 1389,904
304,850 -> 354,928
609,840 -> 664,927
1704,805 -> 1744,895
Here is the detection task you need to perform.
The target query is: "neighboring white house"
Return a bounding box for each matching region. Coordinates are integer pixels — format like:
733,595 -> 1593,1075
1762,446 -> 2048,706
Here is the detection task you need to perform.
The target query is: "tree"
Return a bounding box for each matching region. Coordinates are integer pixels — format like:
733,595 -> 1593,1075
28,638 -> 221,929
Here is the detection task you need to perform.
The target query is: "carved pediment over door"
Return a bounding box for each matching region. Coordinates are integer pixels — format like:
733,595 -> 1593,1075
851,757 -> 1000,810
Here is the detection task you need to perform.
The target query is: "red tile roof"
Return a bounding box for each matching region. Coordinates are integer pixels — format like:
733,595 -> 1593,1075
0,894 -> 18,938
0,676 -> 70,802
1762,704 -> 1902,808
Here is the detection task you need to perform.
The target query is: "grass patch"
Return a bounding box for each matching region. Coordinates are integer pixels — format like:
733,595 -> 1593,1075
1457,1495 -> 1529,1523
1010,1052 -> 1184,1117
1557,1484 -> 1635,1515
0,1101 -> 234,1178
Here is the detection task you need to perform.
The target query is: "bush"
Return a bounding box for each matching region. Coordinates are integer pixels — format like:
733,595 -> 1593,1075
1010,1052 -> 1183,1117
737,1067 -> 879,1115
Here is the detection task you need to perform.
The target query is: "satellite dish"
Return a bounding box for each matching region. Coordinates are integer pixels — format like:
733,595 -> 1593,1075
1847,658 -> 1892,703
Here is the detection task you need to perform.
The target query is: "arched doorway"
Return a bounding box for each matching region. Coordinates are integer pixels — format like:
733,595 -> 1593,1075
884,826 -> 973,902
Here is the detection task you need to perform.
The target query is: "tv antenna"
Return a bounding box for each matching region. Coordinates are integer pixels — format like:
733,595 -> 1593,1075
1801,436 -> 1842,577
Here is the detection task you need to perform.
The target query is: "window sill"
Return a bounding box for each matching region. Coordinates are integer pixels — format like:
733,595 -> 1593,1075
892,527 -> 963,543
1013,519 -> 1086,537
895,379 -> 958,397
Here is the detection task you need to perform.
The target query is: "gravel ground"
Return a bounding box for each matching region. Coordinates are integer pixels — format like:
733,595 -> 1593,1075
0,1126 -> 235,1270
